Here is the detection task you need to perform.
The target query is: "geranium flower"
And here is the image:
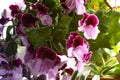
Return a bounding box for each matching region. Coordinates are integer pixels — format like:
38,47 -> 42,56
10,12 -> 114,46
26,46 -> 61,78
66,32 -> 92,72
0,57 -> 23,80
31,3 -> 53,26
9,5 -> 20,17
60,0 -> 86,15
32,3 -> 49,16
21,13 -> 38,28
78,13 -> 100,40
58,55 -> 76,80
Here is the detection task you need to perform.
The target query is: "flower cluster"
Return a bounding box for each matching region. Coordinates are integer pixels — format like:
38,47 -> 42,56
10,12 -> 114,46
0,0 -> 100,80
0,55 -> 22,80
66,32 -> 92,72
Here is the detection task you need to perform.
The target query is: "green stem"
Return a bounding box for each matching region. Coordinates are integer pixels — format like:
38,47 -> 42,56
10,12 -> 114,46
101,56 -> 106,67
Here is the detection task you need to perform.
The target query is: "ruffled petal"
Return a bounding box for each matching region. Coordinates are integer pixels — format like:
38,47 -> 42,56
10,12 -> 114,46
84,25 -> 100,40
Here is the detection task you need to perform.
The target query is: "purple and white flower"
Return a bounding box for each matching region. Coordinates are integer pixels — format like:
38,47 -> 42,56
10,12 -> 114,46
78,13 -> 100,40
33,3 -> 49,16
26,46 -> 61,79
66,32 -> 92,72
31,3 -> 53,26
60,0 -> 86,15
0,56 -> 23,80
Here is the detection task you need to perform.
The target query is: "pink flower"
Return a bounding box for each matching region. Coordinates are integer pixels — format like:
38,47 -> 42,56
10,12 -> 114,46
78,13 -> 100,40
61,0 -> 86,15
57,55 -> 76,80
26,46 -> 61,77
66,32 -> 92,72
40,15 -> 53,26
75,0 -> 86,15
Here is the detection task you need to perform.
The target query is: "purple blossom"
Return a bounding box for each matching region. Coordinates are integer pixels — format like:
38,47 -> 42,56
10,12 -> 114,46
40,15 -> 53,26
0,66 -> 23,80
78,13 -> 100,40
9,4 -> 20,17
16,24 -> 35,63
60,0 -> 86,15
32,3 -> 49,16
66,32 -> 85,49
66,32 -> 92,72
35,46 -> 57,60
24,44 -> 35,63
36,3 -> 48,16
26,46 -> 61,77
0,57 -> 23,80
31,3 -> 53,26
0,16 -> 9,25
16,24 -> 30,47
21,13 -> 38,28
58,55 -> 77,80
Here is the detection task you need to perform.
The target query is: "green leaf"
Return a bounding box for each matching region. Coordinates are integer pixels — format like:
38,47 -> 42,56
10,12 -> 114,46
71,70 -> 78,80
26,0 -> 37,3
91,49 -> 103,64
89,64 -> 100,74
42,0 -> 58,11
69,15 -> 82,32
80,70 -> 91,80
89,34 -> 110,51
6,26 -> 13,41
114,65 -> 120,76
96,10 -> 110,33
53,15 -> 72,40
109,32 -> 120,46
114,69 -> 120,76
107,10 -> 120,33
108,11 -> 120,46
102,64 -> 120,76
4,40 -> 17,57
27,27 -> 52,48
52,15 -> 72,53
101,64 -> 118,75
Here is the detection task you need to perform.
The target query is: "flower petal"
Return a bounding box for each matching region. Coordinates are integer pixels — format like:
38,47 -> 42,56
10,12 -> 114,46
75,0 -> 86,15
84,25 -> 100,40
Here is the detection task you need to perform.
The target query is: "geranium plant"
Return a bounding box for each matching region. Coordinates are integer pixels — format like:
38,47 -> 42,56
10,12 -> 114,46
1,0 -> 120,80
